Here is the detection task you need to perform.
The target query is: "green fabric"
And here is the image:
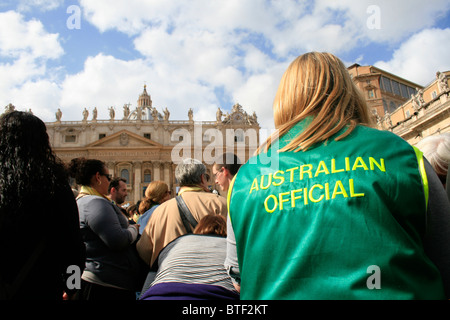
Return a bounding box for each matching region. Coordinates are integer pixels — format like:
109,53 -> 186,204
229,121 -> 445,300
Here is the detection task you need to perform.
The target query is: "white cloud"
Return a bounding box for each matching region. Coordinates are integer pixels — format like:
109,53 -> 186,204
2,1 -> 450,129
0,10 -> 63,59
315,0 -> 450,43
70,0 -> 450,129
374,28 -> 450,86
80,0 -> 172,35
60,54 -> 151,121
8,80 -> 61,119
232,61 -> 289,130
0,54 -> 45,91
17,0 -> 64,12
0,10 -> 64,119
58,53 -> 222,123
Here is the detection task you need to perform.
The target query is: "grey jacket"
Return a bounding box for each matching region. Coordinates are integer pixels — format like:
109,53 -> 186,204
77,195 -> 140,291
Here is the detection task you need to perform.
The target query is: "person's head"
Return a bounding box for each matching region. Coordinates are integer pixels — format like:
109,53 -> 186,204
0,111 -> 54,161
175,158 -> 209,190
127,203 -> 138,217
68,157 -> 111,196
259,52 -> 373,153
139,181 -> 171,213
193,215 -> 227,236
145,180 -> 171,204
108,177 -> 128,204
416,133 -> 450,186
213,153 -> 242,192
0,111 -> 67,215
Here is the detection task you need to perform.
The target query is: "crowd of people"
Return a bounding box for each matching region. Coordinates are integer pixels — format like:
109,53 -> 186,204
1,51 -> 449,301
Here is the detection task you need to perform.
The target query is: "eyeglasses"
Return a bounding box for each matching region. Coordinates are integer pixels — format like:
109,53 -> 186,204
213,168 -> 223,178
204,173 -> 210,181
102,173 -> 112,182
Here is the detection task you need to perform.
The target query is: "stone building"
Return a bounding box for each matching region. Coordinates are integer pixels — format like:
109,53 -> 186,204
44,85 -> 260,203
348,64 -> 450,146
348,63 -> 422,119
387,71 -> 450,145
4,66 -> 448,203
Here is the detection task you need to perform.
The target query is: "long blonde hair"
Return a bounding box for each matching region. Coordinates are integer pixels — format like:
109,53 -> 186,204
258,52 -> 373,153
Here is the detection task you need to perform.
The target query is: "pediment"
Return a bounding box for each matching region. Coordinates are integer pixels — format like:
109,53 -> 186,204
87,130 -> 163,148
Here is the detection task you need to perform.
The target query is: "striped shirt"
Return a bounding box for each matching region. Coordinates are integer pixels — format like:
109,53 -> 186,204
150,234 -> 237,293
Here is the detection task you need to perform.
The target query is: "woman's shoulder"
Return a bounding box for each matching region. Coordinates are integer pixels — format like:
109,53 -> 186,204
77,194 -> 112,211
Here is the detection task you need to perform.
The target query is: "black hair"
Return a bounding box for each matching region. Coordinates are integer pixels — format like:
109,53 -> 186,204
0,111 -> 68,221
67,157 -> 106,186
108,177 -> 127,193
214,153 -> 242,175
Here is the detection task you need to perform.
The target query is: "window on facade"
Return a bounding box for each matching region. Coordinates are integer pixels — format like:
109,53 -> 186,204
389,101 -> 397,113
234,130 -> 244,142
432,91 -> 437,99
382,99 -> 388,114
144,133 -> 151,139
406,110 -> 411,117
65,135 -> 76,143
144,169 -> 151,183
392,80 -> 401,96
381,76 -> 392,93
99,134 -> 106,139
368,89 -> 374,99
400,83 -> 409,99
121,169 -> 130,183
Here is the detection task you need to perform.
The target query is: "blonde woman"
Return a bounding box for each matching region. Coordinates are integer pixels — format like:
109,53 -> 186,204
225,52 -> 450,300
137,181 -> 171,234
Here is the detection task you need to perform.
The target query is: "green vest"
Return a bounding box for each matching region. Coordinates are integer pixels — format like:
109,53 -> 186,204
228,121 -> 445,299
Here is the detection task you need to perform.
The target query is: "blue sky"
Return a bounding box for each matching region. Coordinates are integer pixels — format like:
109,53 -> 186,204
1,0 -> 449,130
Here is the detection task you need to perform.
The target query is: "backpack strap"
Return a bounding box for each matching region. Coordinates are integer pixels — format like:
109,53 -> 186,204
176,195 -> 198,233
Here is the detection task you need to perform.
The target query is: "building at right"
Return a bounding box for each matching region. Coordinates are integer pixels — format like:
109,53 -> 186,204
348,64 -> 450,146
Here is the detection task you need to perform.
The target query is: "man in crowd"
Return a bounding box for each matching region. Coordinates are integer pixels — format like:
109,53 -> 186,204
212,153 -> 242,195
136,158 -> 227,268
108,177 -> 128,206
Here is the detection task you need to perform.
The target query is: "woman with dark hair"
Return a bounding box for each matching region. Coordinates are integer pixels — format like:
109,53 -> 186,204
68,157 -> 141,300
0,111 -> 85,300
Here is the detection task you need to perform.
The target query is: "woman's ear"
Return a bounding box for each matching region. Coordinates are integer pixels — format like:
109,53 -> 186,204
92,171 -> 102,186
200,173 -> 210,192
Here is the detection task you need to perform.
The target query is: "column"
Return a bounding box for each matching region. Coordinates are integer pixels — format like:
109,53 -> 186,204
163,162 -> 171,186
133,161 -> 142,203
106,161 -> 115,177
153,160 -> 161,181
